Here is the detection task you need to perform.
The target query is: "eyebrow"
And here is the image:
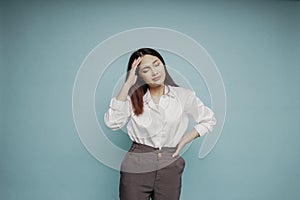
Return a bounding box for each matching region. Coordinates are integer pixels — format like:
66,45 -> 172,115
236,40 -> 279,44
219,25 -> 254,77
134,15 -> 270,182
140,59 -> 159,69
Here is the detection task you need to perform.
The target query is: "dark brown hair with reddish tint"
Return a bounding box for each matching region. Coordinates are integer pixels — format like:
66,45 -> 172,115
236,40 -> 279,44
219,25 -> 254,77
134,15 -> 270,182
126,48 -> 178,116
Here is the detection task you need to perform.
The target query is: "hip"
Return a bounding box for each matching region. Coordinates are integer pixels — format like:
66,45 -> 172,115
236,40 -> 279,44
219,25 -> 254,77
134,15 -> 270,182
121,142 -> 185,173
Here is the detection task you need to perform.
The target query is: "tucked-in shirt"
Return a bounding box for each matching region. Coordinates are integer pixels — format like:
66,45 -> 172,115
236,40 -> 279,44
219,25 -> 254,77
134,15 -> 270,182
104,85 -> 216,149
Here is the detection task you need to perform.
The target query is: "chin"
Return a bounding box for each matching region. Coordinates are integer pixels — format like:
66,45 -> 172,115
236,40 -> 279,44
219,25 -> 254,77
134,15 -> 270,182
149,81 -> 164,87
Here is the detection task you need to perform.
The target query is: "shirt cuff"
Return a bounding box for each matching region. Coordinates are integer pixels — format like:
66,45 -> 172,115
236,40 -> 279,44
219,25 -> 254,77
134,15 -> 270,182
109,97 -> 129,111
194,124 -> 209,137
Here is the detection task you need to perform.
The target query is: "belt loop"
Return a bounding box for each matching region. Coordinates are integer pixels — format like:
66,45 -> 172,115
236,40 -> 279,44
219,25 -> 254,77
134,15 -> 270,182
129,142 -> 137,152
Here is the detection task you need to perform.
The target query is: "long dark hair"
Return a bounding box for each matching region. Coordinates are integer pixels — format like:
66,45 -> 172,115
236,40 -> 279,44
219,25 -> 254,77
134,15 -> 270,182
126,48 -> 178,116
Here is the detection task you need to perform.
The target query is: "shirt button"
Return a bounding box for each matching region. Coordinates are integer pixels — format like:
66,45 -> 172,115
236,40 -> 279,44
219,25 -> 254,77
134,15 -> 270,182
157,152 -> 162,158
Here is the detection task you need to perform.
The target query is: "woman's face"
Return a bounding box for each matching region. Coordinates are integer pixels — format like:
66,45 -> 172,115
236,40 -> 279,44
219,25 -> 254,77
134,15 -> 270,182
138,54 -> 166,87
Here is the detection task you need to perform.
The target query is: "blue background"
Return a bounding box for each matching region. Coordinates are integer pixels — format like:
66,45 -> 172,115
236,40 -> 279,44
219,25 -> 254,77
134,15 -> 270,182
1,0 -> 299,199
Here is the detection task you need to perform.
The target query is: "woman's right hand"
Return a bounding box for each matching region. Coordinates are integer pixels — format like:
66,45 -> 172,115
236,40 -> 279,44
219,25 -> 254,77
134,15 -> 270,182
116,57 -> 142,101
125,57 -> 142,87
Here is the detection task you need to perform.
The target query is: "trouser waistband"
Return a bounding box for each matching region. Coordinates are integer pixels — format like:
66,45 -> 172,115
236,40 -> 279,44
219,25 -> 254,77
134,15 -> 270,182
131,142 -> 177,153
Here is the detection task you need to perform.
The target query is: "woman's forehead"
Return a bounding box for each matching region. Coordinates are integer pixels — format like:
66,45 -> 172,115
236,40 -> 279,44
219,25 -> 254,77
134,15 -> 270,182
140,55 -> 160,65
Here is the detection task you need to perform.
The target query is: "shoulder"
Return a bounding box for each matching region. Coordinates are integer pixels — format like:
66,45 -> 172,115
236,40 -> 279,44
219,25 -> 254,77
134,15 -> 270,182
167,86 -> 196,105
168,85 -> 195,97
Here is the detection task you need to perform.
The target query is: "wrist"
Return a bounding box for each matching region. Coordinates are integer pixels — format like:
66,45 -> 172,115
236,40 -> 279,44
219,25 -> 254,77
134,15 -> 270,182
180,137 -> 188,146
123,82 -> 132,91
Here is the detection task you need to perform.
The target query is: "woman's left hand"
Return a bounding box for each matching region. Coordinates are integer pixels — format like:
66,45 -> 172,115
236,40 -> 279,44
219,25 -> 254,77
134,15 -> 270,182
172,129 -> 200,158
172,140 -> 186,157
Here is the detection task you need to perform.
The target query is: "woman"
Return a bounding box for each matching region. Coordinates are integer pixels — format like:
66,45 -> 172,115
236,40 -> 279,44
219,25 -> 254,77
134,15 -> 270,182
104,48 -> 216,200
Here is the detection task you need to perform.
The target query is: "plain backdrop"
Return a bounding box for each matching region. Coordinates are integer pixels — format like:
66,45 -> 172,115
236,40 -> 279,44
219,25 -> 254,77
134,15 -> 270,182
1,0 -> 299,199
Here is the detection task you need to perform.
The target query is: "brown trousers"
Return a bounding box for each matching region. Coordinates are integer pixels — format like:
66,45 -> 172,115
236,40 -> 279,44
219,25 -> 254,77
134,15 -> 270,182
119,142 -> 185,200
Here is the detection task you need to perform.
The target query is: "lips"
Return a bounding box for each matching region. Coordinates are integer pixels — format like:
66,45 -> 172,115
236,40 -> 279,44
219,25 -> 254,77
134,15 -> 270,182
152,76 -> 161,81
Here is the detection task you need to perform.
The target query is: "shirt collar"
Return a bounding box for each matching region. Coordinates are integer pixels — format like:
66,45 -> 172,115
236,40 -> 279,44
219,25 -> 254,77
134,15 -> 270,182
143,85 -> 176,103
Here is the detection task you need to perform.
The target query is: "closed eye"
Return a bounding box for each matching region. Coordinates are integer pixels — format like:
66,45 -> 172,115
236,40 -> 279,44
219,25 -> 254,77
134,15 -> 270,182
142,66 -> 150,73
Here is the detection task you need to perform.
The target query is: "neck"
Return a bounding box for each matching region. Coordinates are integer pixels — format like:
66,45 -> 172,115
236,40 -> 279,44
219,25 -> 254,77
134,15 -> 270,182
149,84 -> 165,97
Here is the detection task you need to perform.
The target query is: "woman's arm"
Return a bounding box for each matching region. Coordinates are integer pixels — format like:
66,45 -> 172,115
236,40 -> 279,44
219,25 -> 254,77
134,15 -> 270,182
103,57 -> 142,130
172,128 -> 199,157
173,90 -> 216,157
116,57 -> 142,101
116,82 -> 132,101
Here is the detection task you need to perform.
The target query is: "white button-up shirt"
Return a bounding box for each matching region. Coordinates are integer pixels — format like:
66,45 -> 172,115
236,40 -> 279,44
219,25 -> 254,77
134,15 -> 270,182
104,85 -> 216,149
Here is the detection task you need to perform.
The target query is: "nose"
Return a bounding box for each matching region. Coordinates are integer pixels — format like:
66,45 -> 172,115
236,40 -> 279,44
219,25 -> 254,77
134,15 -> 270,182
151,67 -> 159,76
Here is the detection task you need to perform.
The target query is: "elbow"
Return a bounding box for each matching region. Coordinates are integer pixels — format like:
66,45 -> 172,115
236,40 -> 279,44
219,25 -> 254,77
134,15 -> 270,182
106,124 -> 123,131
103,114 -> 126,130
200,116 -> 217,134
207,115 -> 217,132
104,120 -> 123,131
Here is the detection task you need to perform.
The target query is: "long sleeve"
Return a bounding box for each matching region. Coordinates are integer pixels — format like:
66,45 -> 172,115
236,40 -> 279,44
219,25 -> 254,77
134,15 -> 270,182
104,96 -> 131,130
184,91 -> 216,136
